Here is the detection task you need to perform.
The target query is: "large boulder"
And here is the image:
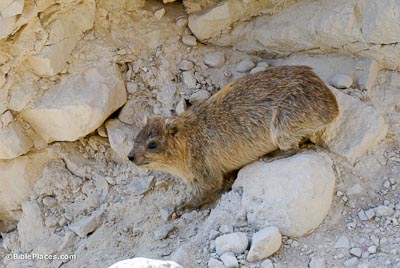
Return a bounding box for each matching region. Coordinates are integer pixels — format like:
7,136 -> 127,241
20,63 -> 127,143
233,151 -> 335,237
108,257 -> 183,268
313,88 -> 388,163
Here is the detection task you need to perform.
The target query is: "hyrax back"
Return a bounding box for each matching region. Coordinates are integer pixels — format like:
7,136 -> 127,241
129,65 -> 339,210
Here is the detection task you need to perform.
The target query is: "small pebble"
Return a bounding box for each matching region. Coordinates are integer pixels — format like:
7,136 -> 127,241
257,62 -> 269,68
208,258 -> 225,268
220,252 -> 238,268
209,230 -> 220,240
349,247 -> 362,257
154,8 -> 165,20
261,259 -> 274,268
178,60 -> 194,71
182,71 -> 197,88
42,196 -> 57,207
190,89 -> 210,104
368,245 -> 377,254
374,205 -> 394,217
334,235 -> 350,249
236,59 -> 256,73
219,224 -> 233,234
204,52 -> 225,67
358,210 -> 368,221
247,226 -> 282,262
309,257 -> 326,268
249,66 -> 267,74
176,99 -> 187,114
365,209 -> 375,219
215,232 -> 249,255
154,224 -> 175,240
330,74 -> 353,89
182,34 -> 197,46
343,257 -> 359,267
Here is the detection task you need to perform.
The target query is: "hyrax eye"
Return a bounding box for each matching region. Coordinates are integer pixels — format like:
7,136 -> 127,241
147,142 -> 157,149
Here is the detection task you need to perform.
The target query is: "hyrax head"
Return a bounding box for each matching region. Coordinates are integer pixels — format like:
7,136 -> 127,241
128,117 -> 183,169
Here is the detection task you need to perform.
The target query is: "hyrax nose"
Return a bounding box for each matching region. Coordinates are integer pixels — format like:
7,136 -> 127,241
128,153 -> 135,161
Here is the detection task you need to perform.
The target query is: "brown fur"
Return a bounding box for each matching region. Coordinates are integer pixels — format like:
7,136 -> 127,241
128,66 -> 339,211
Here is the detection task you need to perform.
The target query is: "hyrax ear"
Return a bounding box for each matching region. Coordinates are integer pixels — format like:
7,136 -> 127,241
163,117 -> 183,136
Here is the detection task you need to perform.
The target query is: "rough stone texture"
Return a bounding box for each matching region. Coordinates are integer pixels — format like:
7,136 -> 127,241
215,232 -> 249,255
190,89 -> 210,104
204,51 -> 225,67
208,0 -> 400,71
21,63 -> 127,143
27,0 -> 95,76
188,0 -> 296,41
108,257 -> 183,268
106,119 -> 137,160
68,211 -> 102,238
312,88 -> 388,163
182,70 -> 197,88
233,152 -> 335,237
247,227 -> 282,262
208,258 -> 225,268
330,74 -> 353,89
220,252 -> 238,268
0,121 -> 32,159
0,152 -> 52,232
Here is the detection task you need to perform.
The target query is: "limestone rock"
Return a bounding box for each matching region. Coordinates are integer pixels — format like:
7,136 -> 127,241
108,257 -> 183,268
204,51 -> 225,67
0,0 -> 24,18
0,152 -> 51,232
208,258 -> 225,268
247,227 -> 282,262
330,74 -> 353,89
220,252 -> 238,268
0,15 -> 17,39
236,58 -> 255,73
68,211 -> 102,238
182,70 -> 197,88
233,152 -> 335,237
313,88 -> 388,163
215,232 -> 248,255
190,89 -> 210,104
21,63 -> 127,143
106,119 -> 137,160
178,59 -> 194,71
0,122 -> 33,159
182,34 -> 197,46
27,0 -> 95,76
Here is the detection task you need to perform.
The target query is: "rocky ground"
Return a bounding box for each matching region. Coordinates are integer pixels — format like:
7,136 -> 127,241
1,0 -> 400,268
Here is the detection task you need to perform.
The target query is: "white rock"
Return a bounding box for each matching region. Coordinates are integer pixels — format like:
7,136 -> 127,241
178,60 -> 194,71
0,152 -> 51,232
154,8 -> 165,20
68,212 -> 102,238
204,51 -> 225,67
219,224 -> 233,234
182,34 -> 197,46
261,259 -> 274,268
374,205 -> 394,217
309,257 -> 326,268
257,62 -> 269,68
27,1 -> 95,76
118,99 -> 149,127
106,119 -> 137,160
343,257 -> 358,267
357,210 -> 368,221
0,122 -> 33,159
21,63 -> 127,143
233,152 -> 335,237
330,74 -> 353,89
190,89 -> 210,104
334,235 -> 350,249
365,209 -> 375,220
182,71 -> 197,88
220,252 -> 238,268
108,258 -> 182,268
176,99 -> 187,114
236,59 -> 256,73
249,66 -> 266,74
367,245 -> 377,254
208,258 -> 225,268
215,232 -> 248,255
209,229 -> 220,240
350,247 -> 362,257
247,227 -> 282,262
0,0 -> 24,18
0,15 -> 17,39
313,88 -> 388,164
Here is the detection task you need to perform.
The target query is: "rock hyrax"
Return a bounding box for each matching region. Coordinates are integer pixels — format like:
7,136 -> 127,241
128,65 -> 339,211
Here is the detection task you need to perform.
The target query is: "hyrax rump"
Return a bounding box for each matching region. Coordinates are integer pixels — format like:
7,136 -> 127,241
128,65 -> 339,211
